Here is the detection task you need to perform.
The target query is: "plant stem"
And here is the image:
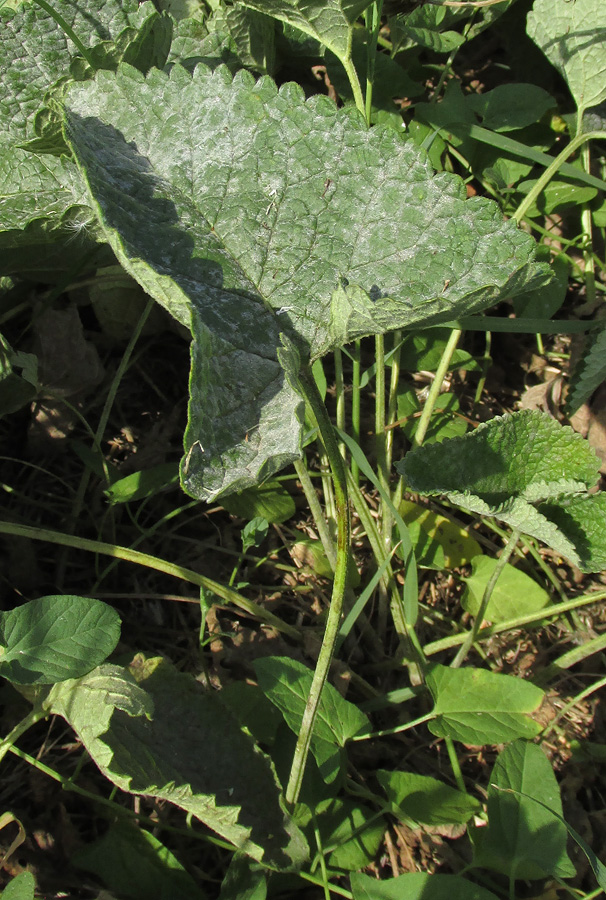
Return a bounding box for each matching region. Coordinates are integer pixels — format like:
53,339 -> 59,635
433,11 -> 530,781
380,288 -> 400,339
412,328 -> 461,447
364,1 -> 384,127
0,707 -> 47,765
513,130 -> 606,225
0,520 -> 301,641
285,368 -> 350,808
351,340 -> 362,487
295,457 -> 337,570
451,526 -> 522,668
31,0 -> 96,68
342,56 -> 365,117
334,348 -> 346,458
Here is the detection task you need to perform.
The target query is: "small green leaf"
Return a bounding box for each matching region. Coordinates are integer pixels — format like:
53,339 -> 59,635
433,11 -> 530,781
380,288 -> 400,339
377,769 -> 480,826
539,493 -> 606,573
0,872 -> 36,900
238,0 -> 371,59
48,656 -> 308,869
254,657 -> 370,783
0,596 -> 121,685
219,853 -> 267,900
399,500 -> 481,569
462,556 -> 551,623
472,741 -> 575,880
72,821 -> 207,900
104,462 -> 180,504
397,390 -> 468,445
222,481 -> 296,523
426,664 -> 544,745
527,0 -> 606,116
467,84 -> 554,133
351,872 -> 499,900
306,798 -> 384,872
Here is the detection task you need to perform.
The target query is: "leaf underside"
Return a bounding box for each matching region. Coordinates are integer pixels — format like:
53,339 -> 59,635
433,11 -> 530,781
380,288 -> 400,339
48,657 -> 308,869
63,62 -> 545,499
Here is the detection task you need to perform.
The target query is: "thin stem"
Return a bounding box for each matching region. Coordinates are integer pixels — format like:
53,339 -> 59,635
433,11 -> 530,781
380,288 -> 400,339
295,457 -> 337,570
580,141 -> 597,308
342,56 -> 365,117
513,130 -> 606,225
364,1 -> 384,128
334,348 -> 346,459
0,707 -> 47,765
0,520 -> 301,641
351,340 -> 362,487
445,736 -> 466,794
285,368 -> 350,808
451,526 -> 522,668
412,329 -> 461,447
57,298 -> 154,584
349,710 -> 435,742
422,590 -> 606,657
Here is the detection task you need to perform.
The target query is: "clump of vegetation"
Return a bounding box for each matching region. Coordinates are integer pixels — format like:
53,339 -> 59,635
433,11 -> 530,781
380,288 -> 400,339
1,1 -> 606,898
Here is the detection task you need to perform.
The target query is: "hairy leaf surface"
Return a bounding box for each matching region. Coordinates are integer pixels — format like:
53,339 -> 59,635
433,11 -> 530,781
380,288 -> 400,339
64,63 -> 545,498
48,656 -> 308,869
399,410 -> 605,570
527,0 -> 606,116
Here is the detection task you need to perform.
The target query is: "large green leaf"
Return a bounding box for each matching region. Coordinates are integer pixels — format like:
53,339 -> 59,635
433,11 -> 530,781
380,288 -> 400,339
0,595 -> 121,685
461,556 -> 551,624
472,741 -> 575,881
527,0 -> 606,116
351,872 -> 499,900
238,0 -> 373,59
47,656 -> 308,869
426,664 -> 544,745
63,63 -> 545,499
254,656 -> 370,783
399,410 -> 605,571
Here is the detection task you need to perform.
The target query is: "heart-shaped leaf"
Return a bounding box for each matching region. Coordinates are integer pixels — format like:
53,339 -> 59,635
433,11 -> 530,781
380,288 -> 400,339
63,63 -> 546,499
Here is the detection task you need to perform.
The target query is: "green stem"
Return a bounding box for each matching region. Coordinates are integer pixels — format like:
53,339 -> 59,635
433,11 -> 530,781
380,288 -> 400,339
342,55 -> 365,117
580,142 -> 597,308
413,329 -> 461,447
0,707 -> 47,765
31,0 -> 96,68
423,590 -> 606,657
513,130 -> 606,225
445,736 -> 466,794
351,340 -> 362,487
285,368 -> 350,808
57,298 -> 154,584
334,348 -> 346,459
349,710 -> 435,742
451,526 -> 522,668
295,457 -> 337,570
0,520 -> 301,641
364,1 -> 384,127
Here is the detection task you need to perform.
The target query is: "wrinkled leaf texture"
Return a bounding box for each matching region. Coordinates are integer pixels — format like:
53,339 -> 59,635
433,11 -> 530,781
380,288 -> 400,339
63,62 -> 545,499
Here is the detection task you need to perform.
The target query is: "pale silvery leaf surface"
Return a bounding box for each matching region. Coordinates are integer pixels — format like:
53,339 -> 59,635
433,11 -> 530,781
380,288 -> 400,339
48,656 -> 308,869
399,410 -> 604,570
527,0 -> 606,116
63,63 -> 545,499
238,0 -> 373,58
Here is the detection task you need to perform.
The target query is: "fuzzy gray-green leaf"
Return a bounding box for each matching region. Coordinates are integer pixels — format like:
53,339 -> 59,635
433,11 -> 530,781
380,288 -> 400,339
63,63 -> 544,498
